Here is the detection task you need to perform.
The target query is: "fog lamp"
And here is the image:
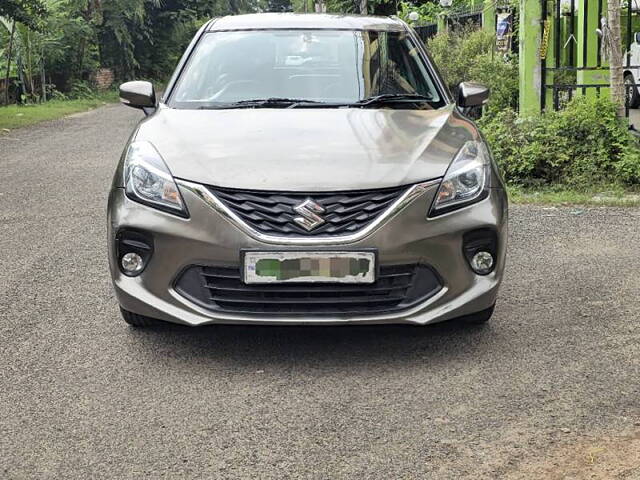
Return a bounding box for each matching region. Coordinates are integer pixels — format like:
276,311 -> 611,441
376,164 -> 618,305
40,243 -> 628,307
121,252 -> 144,274
470,251 -> 494,275
116,229 -> 153,276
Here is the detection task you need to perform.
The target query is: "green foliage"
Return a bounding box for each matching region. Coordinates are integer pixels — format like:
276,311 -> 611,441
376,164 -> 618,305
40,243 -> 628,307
324,0 -> 396,15
397,1 -> 441,23
426,28 -> 494,88
615,142 -> 640,184
397,0 -> 470,24
323,0 -> 352,13
426,27 -> 519,113
2,1 -> 101,100
0,0 -> 47,30
130,0 -> 239,82
2,0 -> 268,103
1,19 -> 60,102
43,0 -> 101,88
68,80 -> 97,99
99,0 -> 265,81
479,96 -> 640,186
99,0 -> 159,80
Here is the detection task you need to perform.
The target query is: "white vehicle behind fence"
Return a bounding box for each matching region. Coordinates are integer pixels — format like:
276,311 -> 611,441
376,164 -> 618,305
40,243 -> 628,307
625,32 -> 640,108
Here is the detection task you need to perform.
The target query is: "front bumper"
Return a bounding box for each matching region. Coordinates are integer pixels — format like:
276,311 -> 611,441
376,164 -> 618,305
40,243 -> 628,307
107,182 -> 508,326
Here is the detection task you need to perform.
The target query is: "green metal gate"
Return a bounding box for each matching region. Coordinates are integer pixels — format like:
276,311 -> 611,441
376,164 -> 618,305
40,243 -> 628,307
540,0 -> 640,115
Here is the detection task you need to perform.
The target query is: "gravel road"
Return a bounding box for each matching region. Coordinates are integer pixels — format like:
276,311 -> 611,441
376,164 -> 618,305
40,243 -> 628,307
1,104 -> 639,479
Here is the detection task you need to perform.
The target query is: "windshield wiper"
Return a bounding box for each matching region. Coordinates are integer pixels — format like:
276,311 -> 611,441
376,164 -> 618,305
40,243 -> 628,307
352,93 -> 434,107
199,98 -> 328,109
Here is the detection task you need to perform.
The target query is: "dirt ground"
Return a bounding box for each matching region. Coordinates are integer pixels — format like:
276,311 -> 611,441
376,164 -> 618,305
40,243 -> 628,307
505,429 -> 640,479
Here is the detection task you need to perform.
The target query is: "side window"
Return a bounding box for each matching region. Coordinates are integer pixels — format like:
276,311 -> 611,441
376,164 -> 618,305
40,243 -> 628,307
385,32 -> 419,94
401,37 -> 435,98
363,31 -> 439,100
367,31 -> 402,95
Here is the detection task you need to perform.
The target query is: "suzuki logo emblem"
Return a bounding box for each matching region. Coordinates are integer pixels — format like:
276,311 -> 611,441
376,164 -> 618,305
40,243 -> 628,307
293,198 -> 326,231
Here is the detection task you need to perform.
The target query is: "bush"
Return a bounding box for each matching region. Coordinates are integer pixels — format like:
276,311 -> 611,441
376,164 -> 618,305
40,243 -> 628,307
479,96 -> 640,186
68,81 -> 99,100
426,27 -> 494,88
616,146 -> 640,184
397,0 -> 471,23
426,28 -> 519,113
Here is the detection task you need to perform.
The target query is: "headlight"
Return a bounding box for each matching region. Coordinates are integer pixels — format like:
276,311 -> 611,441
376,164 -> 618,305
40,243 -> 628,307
123,141 -> 188,217
429,140 -> 490,216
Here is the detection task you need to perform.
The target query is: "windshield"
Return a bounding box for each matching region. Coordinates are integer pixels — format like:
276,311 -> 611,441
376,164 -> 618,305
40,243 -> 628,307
169,29 -> 445,109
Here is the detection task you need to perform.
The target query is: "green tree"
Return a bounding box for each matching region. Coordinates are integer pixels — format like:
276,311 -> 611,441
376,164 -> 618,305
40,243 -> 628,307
2,0 -> 271,102
98,0 -> 160,79
43,0 -> 101,91
0,0 -> 47,29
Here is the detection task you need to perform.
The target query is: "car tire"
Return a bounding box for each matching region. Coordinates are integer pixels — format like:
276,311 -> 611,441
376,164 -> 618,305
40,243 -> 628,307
625,74 -> 640,109
460,304 -> 495,324
120,307 -> 162,327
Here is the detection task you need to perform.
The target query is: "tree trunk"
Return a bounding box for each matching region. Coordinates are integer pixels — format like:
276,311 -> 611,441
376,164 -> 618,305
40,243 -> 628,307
77,37 -> 86,79
608,0 -> 625,118
359,0 -> 367,14
25,29 -> 35,97
40,57 -> 46,102
4,22 -> 16,106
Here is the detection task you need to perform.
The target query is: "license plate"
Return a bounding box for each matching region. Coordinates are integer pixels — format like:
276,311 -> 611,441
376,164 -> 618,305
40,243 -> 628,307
243,251 -> 376,284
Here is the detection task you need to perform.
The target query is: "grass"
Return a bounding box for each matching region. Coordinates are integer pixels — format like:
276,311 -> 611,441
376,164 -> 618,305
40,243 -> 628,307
0,90 -> 119,131
508,184 -> 640,207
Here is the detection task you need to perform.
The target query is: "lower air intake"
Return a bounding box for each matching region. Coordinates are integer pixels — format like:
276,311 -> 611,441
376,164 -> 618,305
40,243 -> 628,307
174,263 -> 442,316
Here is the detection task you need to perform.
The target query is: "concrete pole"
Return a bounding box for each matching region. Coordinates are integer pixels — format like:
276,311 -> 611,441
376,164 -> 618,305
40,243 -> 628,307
545,8 -> 556,109
577,0 -> 608,97
437,13 -> 447,33
519,0 -> 543,115
483,0 -> 496,35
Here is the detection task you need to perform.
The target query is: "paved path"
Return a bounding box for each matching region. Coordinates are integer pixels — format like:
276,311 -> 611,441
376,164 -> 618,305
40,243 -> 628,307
1,105 -> 639,479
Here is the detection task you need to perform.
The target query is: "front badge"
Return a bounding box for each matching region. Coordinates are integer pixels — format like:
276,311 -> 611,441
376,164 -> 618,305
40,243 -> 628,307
293,198 -> 326,231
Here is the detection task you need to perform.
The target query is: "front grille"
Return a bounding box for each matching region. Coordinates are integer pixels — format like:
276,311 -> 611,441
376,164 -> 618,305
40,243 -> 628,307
174,264 -> 442,316
207,185 -> 408,237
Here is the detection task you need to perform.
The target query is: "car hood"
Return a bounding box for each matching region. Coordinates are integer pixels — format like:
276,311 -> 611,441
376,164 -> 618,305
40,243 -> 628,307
134,105 -> 479,191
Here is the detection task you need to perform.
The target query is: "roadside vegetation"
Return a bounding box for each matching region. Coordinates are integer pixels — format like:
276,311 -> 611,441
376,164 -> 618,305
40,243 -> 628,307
0,89 -> 117,130
507,184 -> 640,206
427,28 -> 640,202
2,0 -> 638,204
480,97 -> 640,187
427,28 -> 519,115
1,0 -> 262,130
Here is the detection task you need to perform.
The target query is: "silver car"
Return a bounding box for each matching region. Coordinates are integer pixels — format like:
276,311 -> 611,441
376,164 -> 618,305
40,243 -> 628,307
108,14 -> 508,327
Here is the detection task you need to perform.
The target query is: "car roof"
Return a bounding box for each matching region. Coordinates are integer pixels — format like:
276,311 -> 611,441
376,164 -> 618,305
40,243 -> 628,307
207,13 -> 407,32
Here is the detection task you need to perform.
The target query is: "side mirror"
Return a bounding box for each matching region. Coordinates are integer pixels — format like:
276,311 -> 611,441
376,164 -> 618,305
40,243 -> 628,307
457,82 -> 490,108
635,32 -> 640,43
119,81 -> 156,110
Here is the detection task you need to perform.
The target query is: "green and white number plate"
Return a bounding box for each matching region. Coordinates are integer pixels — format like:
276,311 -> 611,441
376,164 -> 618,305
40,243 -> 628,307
243,251 -> 376,284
